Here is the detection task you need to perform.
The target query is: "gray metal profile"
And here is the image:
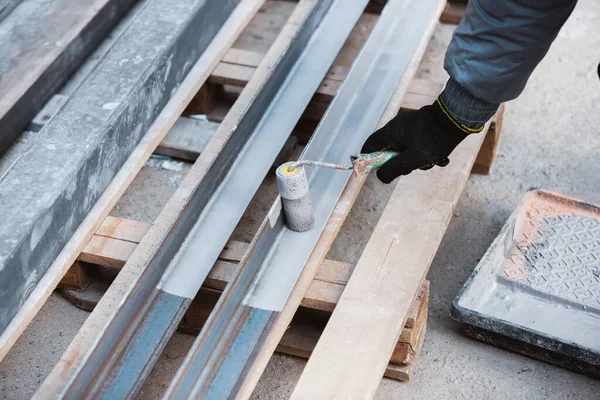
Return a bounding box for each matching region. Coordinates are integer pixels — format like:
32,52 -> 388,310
0,0 -> 137,154
0,0 -> 238,338
0,0 -> 23,23
38,1 -> 368,398
165,0 -> 445,397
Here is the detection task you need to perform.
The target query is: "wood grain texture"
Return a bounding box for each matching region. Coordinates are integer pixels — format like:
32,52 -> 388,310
56,261 -> 91,291
209,47 -> 445,108
236,3 -> 446,397
65,214 -> 358,314
0,0 -> 263,364
472,104 -> 505,175
291,107 -> 488,400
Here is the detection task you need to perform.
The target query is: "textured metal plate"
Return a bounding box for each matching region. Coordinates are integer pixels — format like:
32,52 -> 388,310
452,190 -> 600,377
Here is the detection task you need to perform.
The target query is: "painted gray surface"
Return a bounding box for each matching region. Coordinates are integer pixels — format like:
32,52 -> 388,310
0,0 -> 137,154
158,0 -> 367,300
27,94 -> 68,132
275,164 -> 314,232
166,0 -> 444,396
0,0 -> 239,336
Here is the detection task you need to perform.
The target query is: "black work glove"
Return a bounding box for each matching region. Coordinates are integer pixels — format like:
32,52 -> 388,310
361,98 -> 482,184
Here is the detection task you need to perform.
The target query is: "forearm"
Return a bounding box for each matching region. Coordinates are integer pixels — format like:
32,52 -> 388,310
441,0 -> 577,127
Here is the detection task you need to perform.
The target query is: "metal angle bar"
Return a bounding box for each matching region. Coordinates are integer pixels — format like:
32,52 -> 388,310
48,1 -> 367,399
166,0 -> 444,397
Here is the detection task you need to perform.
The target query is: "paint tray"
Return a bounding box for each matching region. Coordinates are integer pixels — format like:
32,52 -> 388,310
452,189 -> 600,378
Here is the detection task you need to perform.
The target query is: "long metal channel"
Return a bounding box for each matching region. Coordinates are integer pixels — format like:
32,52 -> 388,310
164,0 -> 444,398
50,1 -> 367,399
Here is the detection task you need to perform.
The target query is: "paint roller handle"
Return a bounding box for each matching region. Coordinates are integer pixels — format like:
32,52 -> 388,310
361,99 -> 476,183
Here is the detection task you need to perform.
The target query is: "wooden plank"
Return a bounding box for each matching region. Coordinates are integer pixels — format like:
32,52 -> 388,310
276,308 -> 426,382
0,0 -> 136,155
95,216 -> 152,243
472,104 -> 505,175
0,0 -> 263,364
79,236 -> 137,269
236,2 -> 446,397
56,261 -> 91,291
68,215 -> 356,314
210,46 -> 445,115
180,283 -> 428,383
440,1 -> 466,24
292,99 -> 488,400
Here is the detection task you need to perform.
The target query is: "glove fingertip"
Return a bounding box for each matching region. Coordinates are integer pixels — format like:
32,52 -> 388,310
361,135 -> 385,154
437,157 -> 450,167
376,168 -> 394,184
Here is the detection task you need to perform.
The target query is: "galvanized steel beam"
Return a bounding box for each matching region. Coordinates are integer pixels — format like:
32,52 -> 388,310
0,0 -> 237,339
165,0 -> 445,397
0,0 -> 137,154
40,1 -> 368,398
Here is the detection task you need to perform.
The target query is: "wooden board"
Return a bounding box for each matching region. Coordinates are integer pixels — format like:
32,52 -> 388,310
236,2 -> 447,397
472,104 -> 505,175
277,308 -> 426,382
209,47 -> 444,111
64,215 -> 422,317
0,0 -> 263,364
59,213 -> 429,383
0,0 -> 136,154
439,1 -> 466,24
291,98 -> 488,400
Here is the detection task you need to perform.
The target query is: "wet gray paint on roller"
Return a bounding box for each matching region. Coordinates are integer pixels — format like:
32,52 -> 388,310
276,163 -> 315,232
0,0 -> 239,336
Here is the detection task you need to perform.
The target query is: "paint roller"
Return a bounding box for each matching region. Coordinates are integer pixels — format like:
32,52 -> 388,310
276,151 -> 398,232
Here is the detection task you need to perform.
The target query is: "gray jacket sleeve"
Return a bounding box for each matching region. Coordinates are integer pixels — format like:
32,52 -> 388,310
444,0 -> 577,104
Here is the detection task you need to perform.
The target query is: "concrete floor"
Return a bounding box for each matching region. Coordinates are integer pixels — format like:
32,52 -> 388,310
2,0 -> 600,399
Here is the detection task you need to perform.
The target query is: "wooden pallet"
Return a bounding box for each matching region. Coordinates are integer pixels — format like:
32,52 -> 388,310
52,0 -> 505,391
6,0 -> 506,397
57,216 -> 429,382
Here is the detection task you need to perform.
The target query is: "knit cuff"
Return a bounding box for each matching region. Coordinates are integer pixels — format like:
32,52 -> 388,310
440,78 -> 499,129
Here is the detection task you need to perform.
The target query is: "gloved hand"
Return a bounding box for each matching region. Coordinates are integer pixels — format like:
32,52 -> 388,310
361,98 -> 482,184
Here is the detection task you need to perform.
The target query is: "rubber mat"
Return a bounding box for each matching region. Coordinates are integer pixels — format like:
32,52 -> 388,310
452,189 -> 600,378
